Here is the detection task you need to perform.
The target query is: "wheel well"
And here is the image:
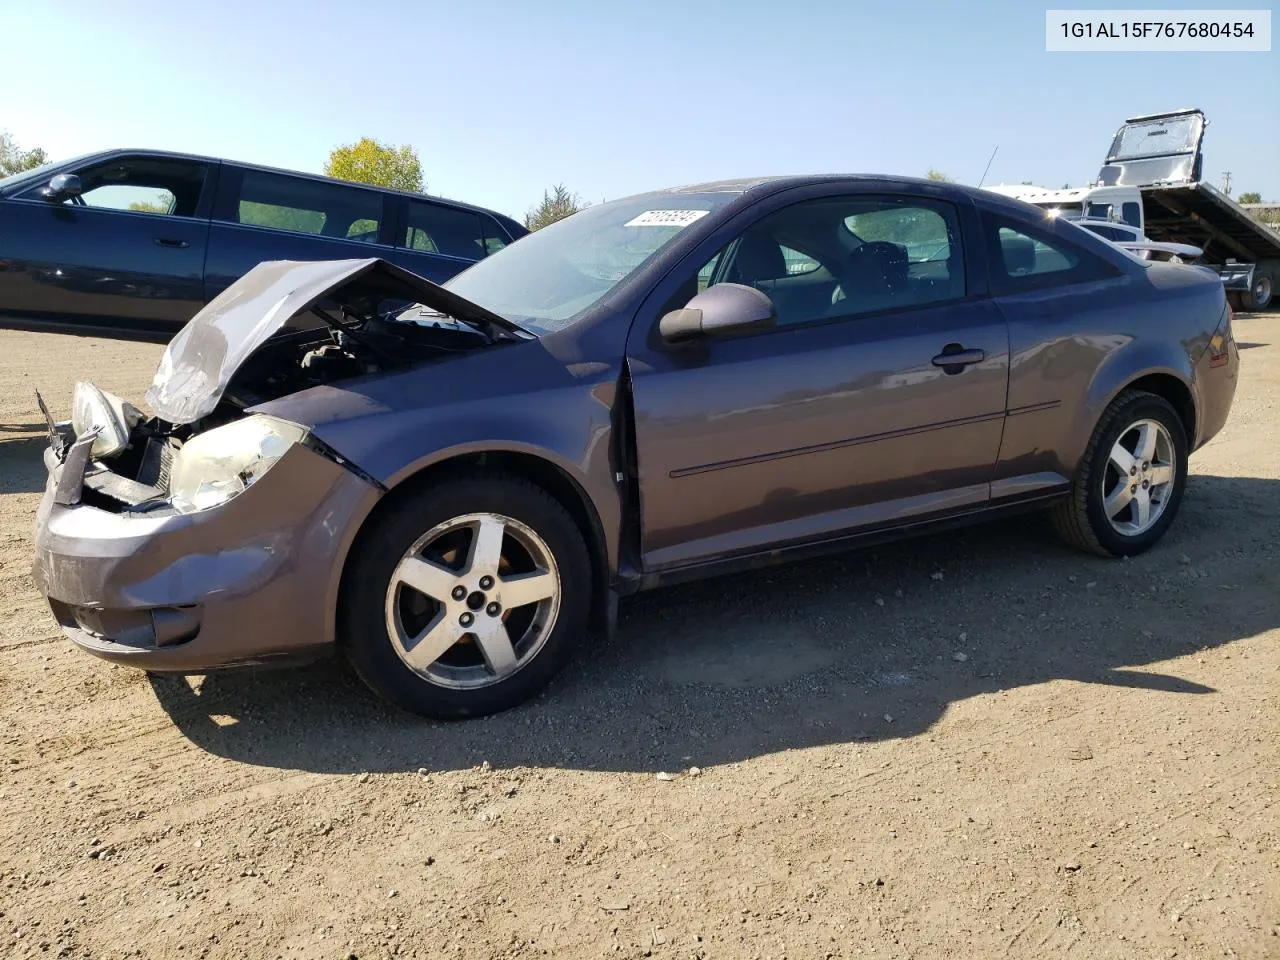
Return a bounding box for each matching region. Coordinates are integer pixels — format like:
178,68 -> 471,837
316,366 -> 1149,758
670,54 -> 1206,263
1125,373 -> 1196,443
341,450 -> 610,632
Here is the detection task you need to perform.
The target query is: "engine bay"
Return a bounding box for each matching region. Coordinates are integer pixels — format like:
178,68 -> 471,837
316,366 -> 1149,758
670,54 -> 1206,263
219,310 -> 495,415
71,307 -> 500,514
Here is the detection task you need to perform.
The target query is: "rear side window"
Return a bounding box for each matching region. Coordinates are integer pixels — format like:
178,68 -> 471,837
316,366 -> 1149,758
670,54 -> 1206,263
480,219 -> 511,255
402,201 -> 492,260
230,170 -> 382,242
984,215 -> 1119,295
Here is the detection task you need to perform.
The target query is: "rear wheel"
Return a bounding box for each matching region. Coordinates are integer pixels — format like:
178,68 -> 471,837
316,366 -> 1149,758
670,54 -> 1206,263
341,473 -> 592,719
1240,272 -> 1273,311
1051,390 -> 1188,557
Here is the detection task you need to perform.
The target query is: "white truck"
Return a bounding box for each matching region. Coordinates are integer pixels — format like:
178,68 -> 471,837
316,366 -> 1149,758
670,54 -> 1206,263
987,109 -> 1279,310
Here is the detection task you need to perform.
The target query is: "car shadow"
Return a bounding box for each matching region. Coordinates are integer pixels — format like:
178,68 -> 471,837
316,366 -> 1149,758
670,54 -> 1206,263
148,472 -> 1280,775
0,434 -> 50,495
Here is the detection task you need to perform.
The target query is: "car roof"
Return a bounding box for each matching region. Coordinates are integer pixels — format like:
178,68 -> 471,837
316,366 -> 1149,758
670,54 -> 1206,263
631,173 -> 1003,202
63,147 -> 515,221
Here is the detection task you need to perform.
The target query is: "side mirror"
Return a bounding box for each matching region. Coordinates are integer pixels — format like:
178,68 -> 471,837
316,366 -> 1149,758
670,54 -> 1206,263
40,173 -> 82,202
658,282 -> 776,343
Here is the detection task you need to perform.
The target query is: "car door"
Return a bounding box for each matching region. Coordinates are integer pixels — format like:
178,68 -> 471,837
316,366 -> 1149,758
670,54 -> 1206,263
203,166 -> 395,300
0,153 -> 212,338
625,190 -> 1010,570
386,198 -> 503,284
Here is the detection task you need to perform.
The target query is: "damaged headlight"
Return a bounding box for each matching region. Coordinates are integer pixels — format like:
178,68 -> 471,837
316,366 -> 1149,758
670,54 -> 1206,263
168,415 -> 307,514
71,382 -> 142,459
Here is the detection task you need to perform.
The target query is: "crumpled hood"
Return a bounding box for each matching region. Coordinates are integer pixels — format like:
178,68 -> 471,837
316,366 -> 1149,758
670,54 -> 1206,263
145,257 -> 519,425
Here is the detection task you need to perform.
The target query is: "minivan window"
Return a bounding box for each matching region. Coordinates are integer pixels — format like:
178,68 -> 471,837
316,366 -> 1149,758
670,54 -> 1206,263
36,157 -> 207,217
480,219 -> 510,256
231,170 -> 382,242
403,201 -> 489,260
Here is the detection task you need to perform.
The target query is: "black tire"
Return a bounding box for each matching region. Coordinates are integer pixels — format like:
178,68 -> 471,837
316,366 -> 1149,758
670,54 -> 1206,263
1240,272 -> 1273,312
340,472 -> 592,719
1050,390 -> 1189,558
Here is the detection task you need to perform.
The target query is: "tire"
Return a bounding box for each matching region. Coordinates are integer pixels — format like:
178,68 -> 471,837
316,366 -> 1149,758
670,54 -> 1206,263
340,472 -> 592,719
1050,390 -> 1189,558
1240,271 -> 1273,312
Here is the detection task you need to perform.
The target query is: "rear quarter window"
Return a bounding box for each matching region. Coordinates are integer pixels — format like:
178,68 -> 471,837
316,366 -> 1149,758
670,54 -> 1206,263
983,213 -> 1120,295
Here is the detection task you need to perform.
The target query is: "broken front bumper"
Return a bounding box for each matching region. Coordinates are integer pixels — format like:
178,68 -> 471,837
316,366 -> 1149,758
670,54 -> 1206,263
32,440 -> 382,671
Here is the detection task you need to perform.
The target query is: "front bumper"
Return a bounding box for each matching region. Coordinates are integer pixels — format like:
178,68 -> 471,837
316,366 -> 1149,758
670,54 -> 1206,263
32,442 -> 382,671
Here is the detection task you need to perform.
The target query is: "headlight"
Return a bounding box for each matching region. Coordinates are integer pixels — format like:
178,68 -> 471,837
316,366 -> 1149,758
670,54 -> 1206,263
168,415 -> 307,514
71,382 -> 141,458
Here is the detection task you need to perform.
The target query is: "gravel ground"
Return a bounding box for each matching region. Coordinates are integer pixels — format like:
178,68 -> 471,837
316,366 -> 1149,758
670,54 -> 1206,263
0,320 -> 1276,959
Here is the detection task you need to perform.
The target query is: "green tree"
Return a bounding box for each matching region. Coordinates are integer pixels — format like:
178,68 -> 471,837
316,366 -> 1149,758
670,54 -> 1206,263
1238,191 -> 1262,204
0,131 -> 48,177
324,137 -> 424,192
127,199 -> 172,215
524,184 -> 586,231
925,168 -> 952,182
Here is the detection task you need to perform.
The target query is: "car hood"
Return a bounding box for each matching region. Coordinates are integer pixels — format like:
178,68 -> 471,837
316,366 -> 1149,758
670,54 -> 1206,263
144,257 -> 521,425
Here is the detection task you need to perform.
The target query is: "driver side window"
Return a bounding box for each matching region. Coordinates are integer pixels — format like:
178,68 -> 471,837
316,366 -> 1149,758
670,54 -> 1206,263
30,157 -> 208,217
682,195 -> 967,329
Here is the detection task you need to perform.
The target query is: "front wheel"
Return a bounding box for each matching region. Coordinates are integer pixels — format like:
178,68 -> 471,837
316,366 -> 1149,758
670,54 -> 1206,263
340,473 -> 592,719
1051,390 -> 1188,557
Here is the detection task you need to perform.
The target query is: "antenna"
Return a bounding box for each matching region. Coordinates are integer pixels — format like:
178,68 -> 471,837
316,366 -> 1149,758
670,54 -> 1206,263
977,145 -> 999,188
1221,170 -> 1232,196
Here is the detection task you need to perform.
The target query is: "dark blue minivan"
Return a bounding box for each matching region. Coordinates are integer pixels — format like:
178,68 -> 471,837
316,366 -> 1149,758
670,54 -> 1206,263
0,149 -> 526,341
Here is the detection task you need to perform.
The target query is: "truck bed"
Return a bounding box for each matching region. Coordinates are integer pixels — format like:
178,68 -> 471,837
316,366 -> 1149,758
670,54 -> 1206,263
1141,181 -> 1280,265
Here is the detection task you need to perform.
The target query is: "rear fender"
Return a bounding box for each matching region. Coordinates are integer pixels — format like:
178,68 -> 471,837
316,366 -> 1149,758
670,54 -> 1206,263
1073,341 -> 1197,469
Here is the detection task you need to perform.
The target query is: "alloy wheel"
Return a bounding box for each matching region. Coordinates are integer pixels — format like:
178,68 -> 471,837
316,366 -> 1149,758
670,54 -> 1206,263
1100,418 -> 1176,536
384,512 -> 561,688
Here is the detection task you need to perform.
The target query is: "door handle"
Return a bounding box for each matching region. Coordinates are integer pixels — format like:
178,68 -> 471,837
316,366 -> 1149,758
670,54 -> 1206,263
154,237 -> 189,249
931,344 -> 985,374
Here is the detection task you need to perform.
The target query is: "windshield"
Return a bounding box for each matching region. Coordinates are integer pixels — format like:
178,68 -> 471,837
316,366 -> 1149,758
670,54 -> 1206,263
1110,115 -> 1202,161
441,192 -> 738,333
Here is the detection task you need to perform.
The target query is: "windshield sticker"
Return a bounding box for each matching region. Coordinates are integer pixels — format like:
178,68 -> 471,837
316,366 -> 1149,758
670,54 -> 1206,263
624,209 -> 710,228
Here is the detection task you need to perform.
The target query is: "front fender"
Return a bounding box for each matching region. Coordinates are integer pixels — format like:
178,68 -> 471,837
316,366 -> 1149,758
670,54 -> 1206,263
254,351 -> 624,573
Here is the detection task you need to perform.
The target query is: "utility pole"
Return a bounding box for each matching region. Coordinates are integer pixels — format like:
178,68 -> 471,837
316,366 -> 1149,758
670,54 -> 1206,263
1222,170 -> 1233,196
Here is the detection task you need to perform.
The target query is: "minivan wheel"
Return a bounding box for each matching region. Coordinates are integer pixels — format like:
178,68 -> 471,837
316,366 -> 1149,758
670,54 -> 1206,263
341,473 -> 591,719
1050,390 -> 1188,558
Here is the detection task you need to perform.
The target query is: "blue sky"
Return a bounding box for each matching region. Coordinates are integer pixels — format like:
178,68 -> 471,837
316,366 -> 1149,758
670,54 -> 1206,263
3,0 -> 1276,217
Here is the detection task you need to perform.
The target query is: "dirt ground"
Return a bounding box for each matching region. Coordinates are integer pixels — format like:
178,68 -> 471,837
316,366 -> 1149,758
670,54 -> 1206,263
0,319 -> 1276,960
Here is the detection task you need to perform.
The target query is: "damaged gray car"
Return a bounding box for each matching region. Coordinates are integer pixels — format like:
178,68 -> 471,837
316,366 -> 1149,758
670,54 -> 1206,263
32,176 -> 1239,718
